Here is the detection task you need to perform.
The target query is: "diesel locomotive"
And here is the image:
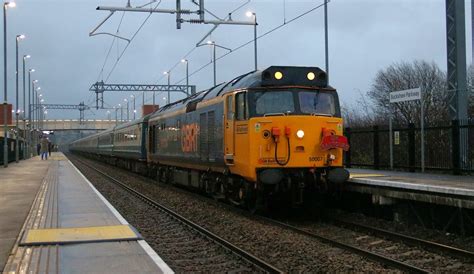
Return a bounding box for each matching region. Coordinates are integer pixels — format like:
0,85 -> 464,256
70,66 -> 350,210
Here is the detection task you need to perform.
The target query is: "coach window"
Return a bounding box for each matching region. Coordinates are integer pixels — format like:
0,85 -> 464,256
235,92 -> 248,121
226,95 -> 233,120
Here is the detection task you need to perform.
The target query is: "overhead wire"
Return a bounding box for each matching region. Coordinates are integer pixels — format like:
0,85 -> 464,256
170,1 -> 328,86
105,1 -> 162,82
154,0 -> 251,83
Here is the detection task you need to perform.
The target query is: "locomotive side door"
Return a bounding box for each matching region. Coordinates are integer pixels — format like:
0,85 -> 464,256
224,94 -> 235,165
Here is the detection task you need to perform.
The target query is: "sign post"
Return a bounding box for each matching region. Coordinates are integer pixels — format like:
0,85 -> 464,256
389,88 -> 424,172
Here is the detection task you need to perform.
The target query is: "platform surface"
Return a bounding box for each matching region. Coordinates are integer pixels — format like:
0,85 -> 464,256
0,155 -> 50,270
349,168 -> 474,197
1,153 -> 172,274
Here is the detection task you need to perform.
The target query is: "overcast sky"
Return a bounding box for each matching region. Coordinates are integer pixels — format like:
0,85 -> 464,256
2,0 -> 472,119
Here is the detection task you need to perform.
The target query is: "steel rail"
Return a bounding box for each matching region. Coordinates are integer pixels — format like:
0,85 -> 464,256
72,156 -> 283,274
330,218 -> 474,261
261,218 -> 429,274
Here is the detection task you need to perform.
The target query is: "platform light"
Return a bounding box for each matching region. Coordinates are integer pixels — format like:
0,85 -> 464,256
17,34 -> 25,40
274,71 -> 283,80
296,129 -> 305,139
307,72 -> 315,81
5,2 -> 16,8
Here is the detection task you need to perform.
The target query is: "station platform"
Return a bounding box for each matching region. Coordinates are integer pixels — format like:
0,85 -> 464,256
0,153 -> 173,273
347,169 -> 474,209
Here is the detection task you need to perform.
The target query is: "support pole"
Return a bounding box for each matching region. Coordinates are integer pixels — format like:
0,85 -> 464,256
446,0 -> 468,170
389,105 -> 393,170
15,37 -> 19,163
213,43 -> 216,86
3,4 -> 8,167
22,57 -> 26,159
254,14 -> 257,71
421,93 -> 425,173
324,0 -> 329,81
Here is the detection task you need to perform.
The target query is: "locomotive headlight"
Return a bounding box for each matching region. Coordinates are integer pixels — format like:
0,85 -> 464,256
296,129 -> 305,139
274,71 -> 283,80
307,72 -> 315,81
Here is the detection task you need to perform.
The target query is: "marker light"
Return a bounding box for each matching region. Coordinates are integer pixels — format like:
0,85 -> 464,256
307,72 -> 315,81
274,71 -> 283,80
296,129 -> 305,139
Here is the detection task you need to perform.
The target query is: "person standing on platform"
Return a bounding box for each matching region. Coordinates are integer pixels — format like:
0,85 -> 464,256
40,136 -> 49,160
48,141 -> 52,157
36,143 -> 41,156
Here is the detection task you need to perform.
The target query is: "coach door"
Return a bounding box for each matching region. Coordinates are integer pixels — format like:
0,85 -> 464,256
224,94 -> 235,165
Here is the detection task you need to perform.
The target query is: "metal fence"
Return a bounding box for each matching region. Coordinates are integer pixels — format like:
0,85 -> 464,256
345,120 -> 474,174
0,137 -> 26,165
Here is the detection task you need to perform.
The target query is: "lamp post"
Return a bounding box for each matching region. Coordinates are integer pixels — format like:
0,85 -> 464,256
181,59 -> 189,95
27,70 -> 34,156
22,54 -> 30,158
118,103 -> 122,122
14,34 -> 25,163
3,1 -> 16,167
37,89 -> 42,130
131,95 -> 136,120
114,107 -> 118,125
32,81 -> 37,130
39,97 -> 44,129
163,71 -> 170,104
209,41 -> 216,86
199,41 -> 231,86
124,98 -> 129,121
32,81 -> 37,154
246,11 -> 258,70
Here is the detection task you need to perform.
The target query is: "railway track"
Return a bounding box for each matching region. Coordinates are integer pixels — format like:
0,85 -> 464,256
72,156 -> 283,274
329,218 -> 474,261
70,154 -> 474,273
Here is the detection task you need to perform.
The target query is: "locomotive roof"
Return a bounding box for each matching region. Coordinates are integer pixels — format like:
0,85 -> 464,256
150,66 -> 330,117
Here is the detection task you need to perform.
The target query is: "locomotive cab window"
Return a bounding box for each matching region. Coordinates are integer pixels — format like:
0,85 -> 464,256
253,91 -> 295,116
226,95 -> 233,120
235,92 -> 248,121
248,89 -> 340,117
299,91 -> 336,116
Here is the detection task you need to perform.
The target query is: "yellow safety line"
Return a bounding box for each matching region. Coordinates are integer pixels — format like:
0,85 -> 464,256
21,225 -> 140,246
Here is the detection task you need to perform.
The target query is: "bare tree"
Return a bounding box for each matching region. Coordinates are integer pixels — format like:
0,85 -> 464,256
367,60 -> 448,126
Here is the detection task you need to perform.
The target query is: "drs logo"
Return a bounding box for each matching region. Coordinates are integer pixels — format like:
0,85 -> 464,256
181,123 -> 199,152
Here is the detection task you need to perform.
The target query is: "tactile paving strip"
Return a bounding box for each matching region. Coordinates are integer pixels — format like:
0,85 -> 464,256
20,225 -> 142,246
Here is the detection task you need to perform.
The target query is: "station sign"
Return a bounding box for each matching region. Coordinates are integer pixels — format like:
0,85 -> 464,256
389,88 -> 421,103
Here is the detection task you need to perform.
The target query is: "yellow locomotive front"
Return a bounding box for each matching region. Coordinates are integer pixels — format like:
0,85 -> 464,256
224,67 -> 349,207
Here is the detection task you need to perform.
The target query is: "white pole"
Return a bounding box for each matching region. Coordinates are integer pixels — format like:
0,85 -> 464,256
420,92 -> 425,172
389,103 -> 393,170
